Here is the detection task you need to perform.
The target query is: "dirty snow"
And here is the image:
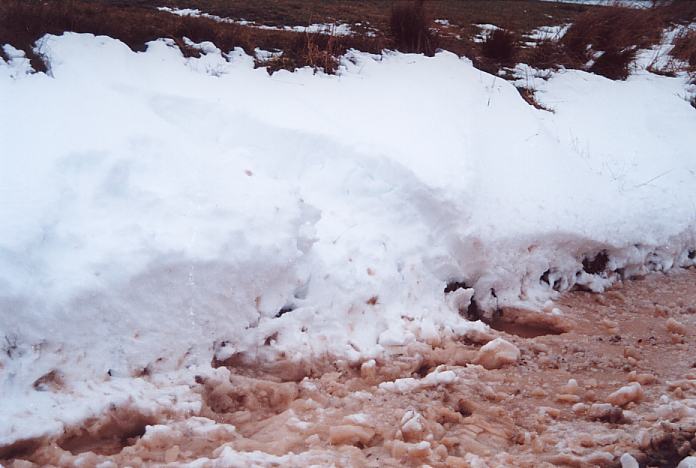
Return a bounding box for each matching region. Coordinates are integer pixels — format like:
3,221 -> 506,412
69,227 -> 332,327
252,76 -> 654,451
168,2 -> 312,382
0,32 -> 695,446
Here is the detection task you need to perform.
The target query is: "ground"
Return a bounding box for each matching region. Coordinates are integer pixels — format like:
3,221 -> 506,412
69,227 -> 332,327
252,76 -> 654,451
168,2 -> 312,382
4,268 -> 696,467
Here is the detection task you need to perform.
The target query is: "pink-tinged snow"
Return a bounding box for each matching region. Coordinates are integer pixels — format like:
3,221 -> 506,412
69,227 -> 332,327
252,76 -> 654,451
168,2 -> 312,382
0,33 -> 695,445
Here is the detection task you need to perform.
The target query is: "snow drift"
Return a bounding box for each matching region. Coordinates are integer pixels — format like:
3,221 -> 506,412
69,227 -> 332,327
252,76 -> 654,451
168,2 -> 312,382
0,33 -> 695,444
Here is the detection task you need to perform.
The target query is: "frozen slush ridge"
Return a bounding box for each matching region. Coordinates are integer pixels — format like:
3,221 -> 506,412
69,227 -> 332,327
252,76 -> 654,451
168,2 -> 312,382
0,33 -> 695,444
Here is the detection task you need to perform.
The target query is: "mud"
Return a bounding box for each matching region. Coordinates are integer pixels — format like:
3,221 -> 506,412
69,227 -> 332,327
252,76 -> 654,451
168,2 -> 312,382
3,269 -> 696,467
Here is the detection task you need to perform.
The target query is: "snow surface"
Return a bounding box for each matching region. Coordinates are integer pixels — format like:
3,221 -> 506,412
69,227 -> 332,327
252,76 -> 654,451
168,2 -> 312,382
473,23 -> 501,43
540,0 -> 653,7
678,456 -> 696,468
527,24 -> 570,42
157,6 -> 356,36
1,32 -> 695,445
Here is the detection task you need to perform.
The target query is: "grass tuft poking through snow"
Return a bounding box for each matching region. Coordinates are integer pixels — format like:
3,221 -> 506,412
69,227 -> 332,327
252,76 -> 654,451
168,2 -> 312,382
672,29 -> 696,69
389,0 -> 438,56
480,28 -> 518,65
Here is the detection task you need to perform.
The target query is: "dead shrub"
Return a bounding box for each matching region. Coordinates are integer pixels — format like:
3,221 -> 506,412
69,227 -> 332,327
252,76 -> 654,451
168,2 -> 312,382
561,6 -> 664,79
516,86 -> 552,112
389,0 -> 437,55
589,47 -> 637,80
290,32 -> 338,73
562,7 -> 663,60
672,30 -> 696,68
662,0 -> 696,25
524,39 -> 565,70
480,29 -> 517,65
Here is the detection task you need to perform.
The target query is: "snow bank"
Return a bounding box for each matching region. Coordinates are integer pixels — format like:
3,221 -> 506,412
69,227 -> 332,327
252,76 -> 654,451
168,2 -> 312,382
1,33 -> 695,444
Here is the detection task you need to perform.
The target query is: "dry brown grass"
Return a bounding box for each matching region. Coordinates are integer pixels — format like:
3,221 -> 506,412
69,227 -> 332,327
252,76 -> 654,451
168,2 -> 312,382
516,86 -> 553,112
0,0 -> 385,73
389,0 -> 437,55
673,30 -> 696,69
0,0 -> 594,76
558,3 -> 696,80
480,28 -> 517,65
561,6 -> 664,79
562,7 -> 664,61
522,39 -> 567,71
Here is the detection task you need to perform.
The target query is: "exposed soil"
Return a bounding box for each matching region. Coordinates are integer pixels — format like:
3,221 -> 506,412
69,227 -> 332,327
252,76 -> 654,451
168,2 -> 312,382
3,268 -> 696,467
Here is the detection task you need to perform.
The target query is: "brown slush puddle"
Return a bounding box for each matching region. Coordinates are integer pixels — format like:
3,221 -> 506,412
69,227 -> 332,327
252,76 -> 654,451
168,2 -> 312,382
3,269 -> 696,467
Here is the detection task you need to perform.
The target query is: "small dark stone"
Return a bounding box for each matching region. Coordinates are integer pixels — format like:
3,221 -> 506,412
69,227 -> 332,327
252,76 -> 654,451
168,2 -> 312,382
275,305 -> 294,318
583,251 -> 609,274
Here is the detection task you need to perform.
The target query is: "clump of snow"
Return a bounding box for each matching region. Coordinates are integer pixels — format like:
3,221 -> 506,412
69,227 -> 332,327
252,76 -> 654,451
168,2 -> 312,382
526,24 -> 570,42
474,338 -> 520,369
296,23 -> 354,36
379,368 -> 457,393
344,413 -> 371,425
473,24 -> 501,43
0,44 -> 34,77
606,383 -> 644,407
1,32 -> 696,445
254,48 -> 283,62
620,453 -> 640,468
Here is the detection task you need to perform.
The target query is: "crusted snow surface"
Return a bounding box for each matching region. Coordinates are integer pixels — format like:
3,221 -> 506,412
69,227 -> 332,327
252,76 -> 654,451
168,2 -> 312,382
1,33 -> 696,445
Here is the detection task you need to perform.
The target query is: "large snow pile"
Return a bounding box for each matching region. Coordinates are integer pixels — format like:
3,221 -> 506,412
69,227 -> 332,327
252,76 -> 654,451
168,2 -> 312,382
1,33 -> 695,444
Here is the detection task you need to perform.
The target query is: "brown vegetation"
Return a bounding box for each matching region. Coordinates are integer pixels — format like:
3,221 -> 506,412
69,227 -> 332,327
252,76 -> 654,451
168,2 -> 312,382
558,3 -> 696,79
389,0 -> 437,55
1,0 -> 695,101
562,7 -> 663,64
1,0 -> 596,75
481,28 -> 517,65
0,0 -> 385,73
673,30 -> 696,68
